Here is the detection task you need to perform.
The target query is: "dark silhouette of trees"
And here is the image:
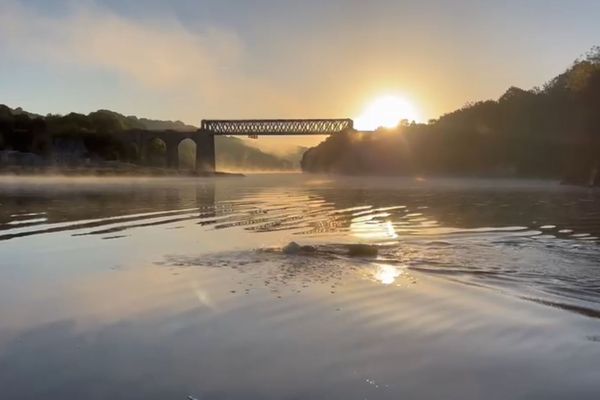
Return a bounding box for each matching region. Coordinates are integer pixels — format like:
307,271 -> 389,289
302,47 -> 600,185
0,106 -> 295,170
0,105 -> 47,154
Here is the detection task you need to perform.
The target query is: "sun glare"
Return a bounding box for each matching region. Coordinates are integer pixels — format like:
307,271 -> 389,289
355,95 -> 421,131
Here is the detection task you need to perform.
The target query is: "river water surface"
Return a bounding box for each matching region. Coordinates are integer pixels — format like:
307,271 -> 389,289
1,174 -> 600,399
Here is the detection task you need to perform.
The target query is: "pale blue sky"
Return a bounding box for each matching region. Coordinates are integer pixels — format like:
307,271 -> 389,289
1,0 -> 599,128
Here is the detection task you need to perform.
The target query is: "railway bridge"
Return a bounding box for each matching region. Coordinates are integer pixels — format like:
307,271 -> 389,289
120,119 -> 354,173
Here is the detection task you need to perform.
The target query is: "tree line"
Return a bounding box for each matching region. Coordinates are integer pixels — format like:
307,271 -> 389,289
302,47 -> 600,185
0,107 -> 295,170
0,108 -> 164,161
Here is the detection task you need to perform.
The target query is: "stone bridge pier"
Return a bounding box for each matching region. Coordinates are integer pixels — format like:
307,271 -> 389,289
195,133 -> 215,172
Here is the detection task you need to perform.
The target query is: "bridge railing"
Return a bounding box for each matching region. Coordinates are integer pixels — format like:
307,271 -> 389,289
200,119 -> 354,136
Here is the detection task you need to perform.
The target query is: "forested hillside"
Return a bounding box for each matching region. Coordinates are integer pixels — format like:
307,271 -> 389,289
302,47 -> 600,185
0,107 -> 294,170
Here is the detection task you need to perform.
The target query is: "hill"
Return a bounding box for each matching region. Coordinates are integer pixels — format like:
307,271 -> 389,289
302,46 -> 600,185
0,107 -> 295,171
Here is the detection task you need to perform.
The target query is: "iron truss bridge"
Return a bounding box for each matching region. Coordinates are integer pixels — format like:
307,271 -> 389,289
200,119 -> 354,137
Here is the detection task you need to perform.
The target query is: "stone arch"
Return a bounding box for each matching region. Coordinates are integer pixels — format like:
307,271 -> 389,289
145,137 -> 167,167
178,138 -> 196,170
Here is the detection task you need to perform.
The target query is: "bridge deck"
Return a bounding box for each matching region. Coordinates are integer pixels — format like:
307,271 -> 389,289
200,119 -> 353,136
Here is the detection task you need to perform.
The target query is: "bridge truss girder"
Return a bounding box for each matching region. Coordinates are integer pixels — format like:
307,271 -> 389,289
200,119 -> 354,136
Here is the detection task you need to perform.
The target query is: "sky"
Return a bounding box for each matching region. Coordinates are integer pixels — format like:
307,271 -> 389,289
1,0 -> 599,151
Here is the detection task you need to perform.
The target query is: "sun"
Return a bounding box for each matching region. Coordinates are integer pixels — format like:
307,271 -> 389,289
354,95 -> 421,131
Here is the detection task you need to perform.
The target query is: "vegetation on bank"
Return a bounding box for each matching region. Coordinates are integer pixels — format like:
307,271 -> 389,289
0,107 -> 295,171
302,47 -> 600,185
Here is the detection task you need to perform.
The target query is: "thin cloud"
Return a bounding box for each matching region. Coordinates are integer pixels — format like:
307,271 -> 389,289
0,1 -> 302,117
0,1 -> 240,90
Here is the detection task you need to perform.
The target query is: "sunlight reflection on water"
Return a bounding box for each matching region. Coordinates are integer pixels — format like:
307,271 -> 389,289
374,264 -> 403,285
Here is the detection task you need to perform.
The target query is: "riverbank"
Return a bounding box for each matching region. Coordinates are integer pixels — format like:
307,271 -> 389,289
0,164 -> 243,177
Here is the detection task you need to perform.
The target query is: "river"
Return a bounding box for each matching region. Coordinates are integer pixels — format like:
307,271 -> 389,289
1,174 -> 599,399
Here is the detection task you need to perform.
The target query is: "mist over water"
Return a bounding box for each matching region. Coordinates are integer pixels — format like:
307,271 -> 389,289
1,174 -> 600,399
